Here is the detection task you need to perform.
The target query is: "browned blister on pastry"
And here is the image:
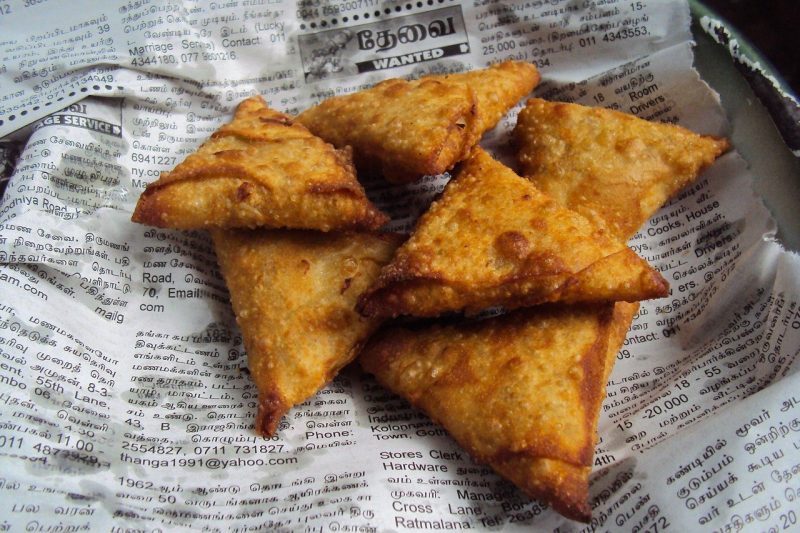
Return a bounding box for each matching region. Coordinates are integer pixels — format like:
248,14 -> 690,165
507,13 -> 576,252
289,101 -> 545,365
359,302 -> 639,522
212,228 -> 401,435
515,98 -> 729,240
358,148 -> 667,318
296,61 -> 539,183
131,96 -> 387,231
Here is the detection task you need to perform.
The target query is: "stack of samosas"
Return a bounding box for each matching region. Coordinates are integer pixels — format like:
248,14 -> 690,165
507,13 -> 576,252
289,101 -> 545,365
131,61 -> 728,522
357,100 -> 727,520
132,61 -> 538,435
132,95 -> 397,436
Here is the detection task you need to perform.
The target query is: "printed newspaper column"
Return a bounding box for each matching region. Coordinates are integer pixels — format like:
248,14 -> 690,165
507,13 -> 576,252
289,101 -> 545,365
0,1 -> 301,138
7,8 -> 117,74
0,5 -> 120,135
0,97 -> 133,331
578,372 -> 800,532
650,378 -> 800,532
118,368 -> 375,530
266,369 -> 377,531
0,307 -> 121,505
1,98 -> 126,224
296,372 -> 355,450
0,97 -> 132,486
0,298 -> 119,476
467,0 -> 687,77
585,461 -> 667,532
0,487 -> 102,530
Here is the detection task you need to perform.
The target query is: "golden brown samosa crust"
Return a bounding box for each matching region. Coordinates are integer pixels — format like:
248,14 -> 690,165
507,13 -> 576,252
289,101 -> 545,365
358,148 -> 667,318
297,78 -> 479,183
514,98 -> 730,240
440,60 -> 541,135
603,302 -> 640,381
212,228 -> 401,435
495,303 -> 639,522
132,96 -> 388,231
296,61 -> 539,183
491,456 -> 591,522
359,303 -> 636,522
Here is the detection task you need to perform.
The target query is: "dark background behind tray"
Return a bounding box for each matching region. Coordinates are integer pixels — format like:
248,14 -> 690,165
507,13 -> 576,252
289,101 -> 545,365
704,0 -> 799,97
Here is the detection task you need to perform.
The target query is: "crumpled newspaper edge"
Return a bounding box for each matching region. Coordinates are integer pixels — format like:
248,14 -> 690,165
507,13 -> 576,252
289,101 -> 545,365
696,15 -> 800,157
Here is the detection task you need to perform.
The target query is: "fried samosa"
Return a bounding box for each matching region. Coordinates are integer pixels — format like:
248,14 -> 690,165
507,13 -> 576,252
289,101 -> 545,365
514,98 -> 729,240
132,96 -> 387,231
296,61 -> 539,183
358,148 -> 667,318
359,302 -> 639,522
212,228 -> 401,435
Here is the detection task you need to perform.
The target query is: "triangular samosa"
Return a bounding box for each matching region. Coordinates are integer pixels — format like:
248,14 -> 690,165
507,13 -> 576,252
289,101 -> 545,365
132,96 -> 387,231
296,61 -> 539,183
359,302 -> 639,522
514,98 -> 729,240
358,148 -> 667,318
212,228 -> 401,435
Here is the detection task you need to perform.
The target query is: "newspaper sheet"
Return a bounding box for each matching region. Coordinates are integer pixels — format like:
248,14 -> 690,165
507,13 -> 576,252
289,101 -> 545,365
1,0 -> 799,531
